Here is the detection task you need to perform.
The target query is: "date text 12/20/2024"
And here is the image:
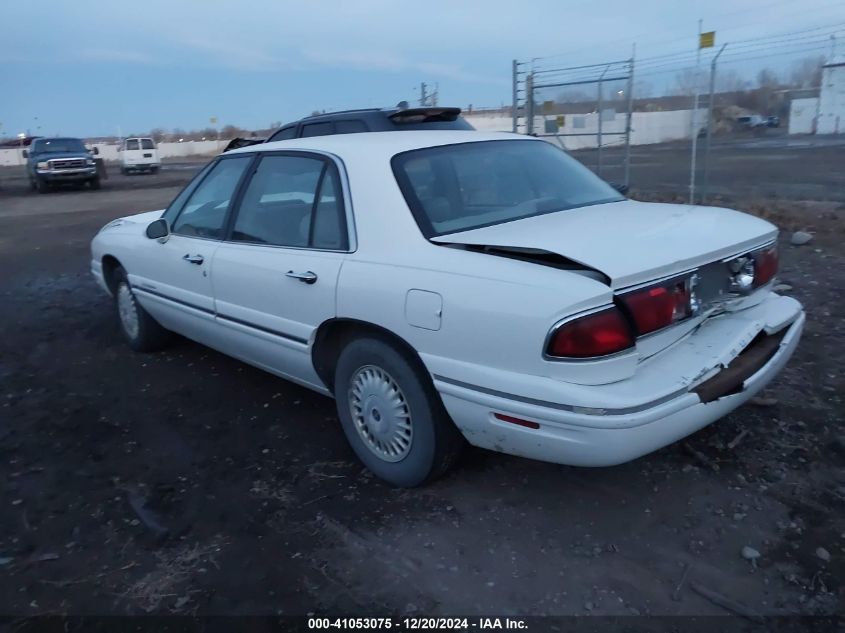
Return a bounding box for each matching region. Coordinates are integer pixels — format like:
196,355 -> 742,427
307,618 -> 528,630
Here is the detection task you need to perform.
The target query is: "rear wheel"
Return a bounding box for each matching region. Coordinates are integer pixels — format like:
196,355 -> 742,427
333,337 -> 464,487
150,165 -> 159,175
112,266 -> 172,352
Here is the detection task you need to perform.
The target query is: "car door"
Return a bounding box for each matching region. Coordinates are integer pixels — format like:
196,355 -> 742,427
129,155 -> 253,344
210,152 -> 351,390
123,138 -> 140,167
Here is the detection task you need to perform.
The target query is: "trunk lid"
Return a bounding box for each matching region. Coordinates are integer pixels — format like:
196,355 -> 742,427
431,200 -> 777,288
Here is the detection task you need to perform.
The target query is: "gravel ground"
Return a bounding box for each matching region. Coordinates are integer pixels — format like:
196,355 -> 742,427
0,141 -> 843,619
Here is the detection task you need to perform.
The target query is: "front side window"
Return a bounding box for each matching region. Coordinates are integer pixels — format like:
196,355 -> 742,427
392,140 -> 623,237
171,156 -> 252,239
125,139 -> 140,150
231,154 -> 347,250
141,139 -> 155,150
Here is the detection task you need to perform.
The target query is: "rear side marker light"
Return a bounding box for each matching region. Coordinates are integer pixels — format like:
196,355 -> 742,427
494,413 -> 540,429
545,307 -> 635,359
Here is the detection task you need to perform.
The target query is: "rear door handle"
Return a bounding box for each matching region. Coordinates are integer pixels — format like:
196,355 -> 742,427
182,254 -> 204,265
285,270 -> 318,284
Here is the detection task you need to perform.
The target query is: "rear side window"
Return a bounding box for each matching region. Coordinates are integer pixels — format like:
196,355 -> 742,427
171,156 -> 252,239
141,139 -> 155,150
301,122 -> 334,138
231,154 -> 347,250
269,127 -> 297,142
335,120 -> 368,134
125,139 -> 140,150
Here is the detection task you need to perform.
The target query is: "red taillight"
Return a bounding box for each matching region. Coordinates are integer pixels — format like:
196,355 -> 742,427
546,307 -> 634,358
620,278 -> 693,336
753,244 -> 778,288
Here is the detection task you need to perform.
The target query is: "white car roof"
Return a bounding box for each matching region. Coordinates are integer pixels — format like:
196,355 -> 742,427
225,130 -> 533,159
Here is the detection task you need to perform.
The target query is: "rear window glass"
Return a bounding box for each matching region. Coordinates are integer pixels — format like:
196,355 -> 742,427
141,139 -> 155,150
392,140 -> 622,237
125,139 -> 140,150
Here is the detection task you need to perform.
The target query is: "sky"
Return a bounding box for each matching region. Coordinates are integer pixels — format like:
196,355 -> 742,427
1,0 -> 843,137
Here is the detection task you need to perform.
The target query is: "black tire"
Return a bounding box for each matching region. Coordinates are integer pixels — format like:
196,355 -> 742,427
89,176 -> 101,190
29,178 -> 36,191
36,178 -> 49,194
112,266 -> 172,352
120,166 -> 128,176
150,166 -> 159,175
333,336 -> 464,487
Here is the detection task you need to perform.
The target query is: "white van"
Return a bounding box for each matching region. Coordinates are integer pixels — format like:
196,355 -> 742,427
119,138 -> 160,174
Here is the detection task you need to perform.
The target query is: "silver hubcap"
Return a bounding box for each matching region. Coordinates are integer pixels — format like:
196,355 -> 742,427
117,283 -> 140,340
349,365 -> 413,462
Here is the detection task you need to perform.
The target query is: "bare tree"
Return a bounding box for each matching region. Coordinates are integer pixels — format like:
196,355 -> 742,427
756,68 -> 780,89
789,55 -> 824,88
673,68 -> 707,96
715,70 -> 749,93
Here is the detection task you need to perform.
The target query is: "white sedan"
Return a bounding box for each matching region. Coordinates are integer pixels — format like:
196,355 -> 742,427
91,131 -> 804,487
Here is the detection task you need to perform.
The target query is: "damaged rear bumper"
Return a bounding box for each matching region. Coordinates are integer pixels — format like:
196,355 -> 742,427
433,293 -> 804,467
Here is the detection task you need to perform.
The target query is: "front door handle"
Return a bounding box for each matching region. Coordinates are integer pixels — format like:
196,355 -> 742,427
285,270 -> 318,284
182,254 -> 204,265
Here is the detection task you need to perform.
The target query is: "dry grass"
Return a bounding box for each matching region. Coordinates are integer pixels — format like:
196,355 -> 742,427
121,538 -> 225,613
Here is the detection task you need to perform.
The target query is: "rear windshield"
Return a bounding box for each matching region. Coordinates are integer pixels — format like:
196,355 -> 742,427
126,139 -> 140,150
31,138 -> 87,154
392,140 -> 623,237
141,139 -> 155,149
390,118 -> 473,131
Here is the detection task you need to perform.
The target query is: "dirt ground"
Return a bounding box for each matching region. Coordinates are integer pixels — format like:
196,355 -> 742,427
0,141 -> 843,619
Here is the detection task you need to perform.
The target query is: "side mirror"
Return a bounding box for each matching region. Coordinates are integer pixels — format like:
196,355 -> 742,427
91,147 -> 99,155
22,150 -> 28,158
145,218 -> 169,240
611,182 -> 629,196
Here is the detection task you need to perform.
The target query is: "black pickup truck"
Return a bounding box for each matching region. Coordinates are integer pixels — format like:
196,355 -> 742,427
24,137 -> 100,193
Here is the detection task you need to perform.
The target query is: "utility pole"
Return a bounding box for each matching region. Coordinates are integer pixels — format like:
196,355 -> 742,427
689,19 -> 703,205
419,82 -> 428,107
702,43 -> 727,203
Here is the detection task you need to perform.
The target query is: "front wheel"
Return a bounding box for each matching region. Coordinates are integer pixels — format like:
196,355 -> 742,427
89,176 -> 101,190
112,267 -> 172,352
36,178 -> 49,193
333,337 -> 464,487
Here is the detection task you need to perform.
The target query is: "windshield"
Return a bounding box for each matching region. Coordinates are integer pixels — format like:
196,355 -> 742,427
392,139 -> 623,237
32,138 -> 87,154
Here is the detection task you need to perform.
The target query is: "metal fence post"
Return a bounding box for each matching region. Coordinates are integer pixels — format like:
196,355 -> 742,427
512,59 -> 519,133
624,52 -> 635,188
526,73 -> 534,135
702,43 -> 726,203
689,19 -> 703,205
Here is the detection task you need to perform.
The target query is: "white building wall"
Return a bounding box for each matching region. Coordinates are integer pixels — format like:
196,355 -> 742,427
788,97 -> 819,134
817,58 -> 845,135
465,108 -> 705,149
